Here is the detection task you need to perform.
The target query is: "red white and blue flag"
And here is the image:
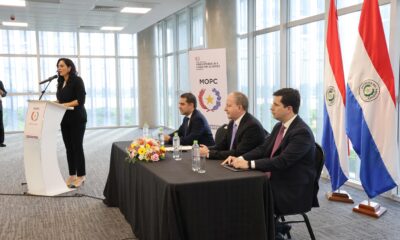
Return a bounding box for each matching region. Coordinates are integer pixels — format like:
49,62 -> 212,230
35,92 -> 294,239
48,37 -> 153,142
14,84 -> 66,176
346,0 -> 398,198
322,0 -> 349,191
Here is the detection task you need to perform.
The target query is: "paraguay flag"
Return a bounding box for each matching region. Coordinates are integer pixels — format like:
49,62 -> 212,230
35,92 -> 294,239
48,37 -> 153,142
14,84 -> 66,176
322,0 -> 348,191
322,0 -> 349,191
346,0 -> 398,198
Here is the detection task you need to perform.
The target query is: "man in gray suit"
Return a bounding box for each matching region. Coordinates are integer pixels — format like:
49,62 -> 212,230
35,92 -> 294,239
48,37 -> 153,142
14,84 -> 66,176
0,80 -> 7,147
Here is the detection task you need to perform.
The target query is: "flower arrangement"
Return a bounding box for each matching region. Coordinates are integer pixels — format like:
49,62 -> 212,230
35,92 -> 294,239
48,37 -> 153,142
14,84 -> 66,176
126,137 -> 166,163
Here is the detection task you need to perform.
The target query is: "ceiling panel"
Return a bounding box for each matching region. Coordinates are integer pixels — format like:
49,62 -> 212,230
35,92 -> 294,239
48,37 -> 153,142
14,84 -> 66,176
0,0 -> 198,33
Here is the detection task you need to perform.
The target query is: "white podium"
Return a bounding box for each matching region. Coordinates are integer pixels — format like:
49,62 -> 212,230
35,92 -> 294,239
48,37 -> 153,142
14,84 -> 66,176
23,100 -> 74,196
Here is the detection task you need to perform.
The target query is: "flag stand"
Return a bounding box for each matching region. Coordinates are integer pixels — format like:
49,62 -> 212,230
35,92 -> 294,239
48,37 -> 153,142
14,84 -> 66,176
326,189 -> 354,203
353,199 -> 387,218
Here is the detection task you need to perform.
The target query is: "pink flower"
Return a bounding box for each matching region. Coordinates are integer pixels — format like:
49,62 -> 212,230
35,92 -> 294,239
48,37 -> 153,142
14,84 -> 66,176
151,153 -> 160,161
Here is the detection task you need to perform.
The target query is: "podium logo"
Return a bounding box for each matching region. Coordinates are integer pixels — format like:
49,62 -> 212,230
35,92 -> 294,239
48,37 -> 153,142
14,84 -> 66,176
31,111 -> 39,121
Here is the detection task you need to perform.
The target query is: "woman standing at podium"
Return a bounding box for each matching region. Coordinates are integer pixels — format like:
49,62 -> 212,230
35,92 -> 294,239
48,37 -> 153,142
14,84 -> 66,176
56,58 -> 87,188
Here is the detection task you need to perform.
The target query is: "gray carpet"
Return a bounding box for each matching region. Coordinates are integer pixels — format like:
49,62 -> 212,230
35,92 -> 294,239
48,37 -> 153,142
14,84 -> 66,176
0,128 -> 399,240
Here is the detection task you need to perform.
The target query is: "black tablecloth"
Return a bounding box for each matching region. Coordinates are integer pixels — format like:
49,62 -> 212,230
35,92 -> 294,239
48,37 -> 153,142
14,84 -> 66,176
103,141 -> 275,240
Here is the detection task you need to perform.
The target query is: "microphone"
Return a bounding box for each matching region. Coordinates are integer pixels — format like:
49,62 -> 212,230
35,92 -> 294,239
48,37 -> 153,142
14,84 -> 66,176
39,75 -> 58,84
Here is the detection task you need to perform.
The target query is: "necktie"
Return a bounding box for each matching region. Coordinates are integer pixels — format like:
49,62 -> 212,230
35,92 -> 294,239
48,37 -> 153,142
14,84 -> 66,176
183,117 -> 190,136
270,124 -> 286,157
229,123 -> 238,150
266,124 -> 286,178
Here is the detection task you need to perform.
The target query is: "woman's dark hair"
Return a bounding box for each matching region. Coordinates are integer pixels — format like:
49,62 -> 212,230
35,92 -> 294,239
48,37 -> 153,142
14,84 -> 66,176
57,58 -> 78,76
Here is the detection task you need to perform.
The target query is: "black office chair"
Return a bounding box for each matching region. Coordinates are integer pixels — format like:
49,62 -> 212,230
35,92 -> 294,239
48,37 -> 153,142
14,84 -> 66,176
274,143 -> 325,240
214,123 -> 228,146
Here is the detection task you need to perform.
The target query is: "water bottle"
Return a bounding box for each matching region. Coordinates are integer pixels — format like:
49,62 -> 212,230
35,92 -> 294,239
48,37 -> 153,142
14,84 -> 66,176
143,122 -> 149,138
198,154 -> 206,174
173,133 -> 181,160
158,127 -> 165,146
192,140 -> 200,172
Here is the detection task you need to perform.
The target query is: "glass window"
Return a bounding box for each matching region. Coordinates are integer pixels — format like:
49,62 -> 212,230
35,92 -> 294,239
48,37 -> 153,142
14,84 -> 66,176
288,20 -> 324,141
166,56 -> 178,128
178,12 -> 189,50
3,95 -> 31,132
337,0 -> 363,9
289,0 -> 325,21
79,32 -> 115,56
0,57 -> 38,93
119,59 -> 138,125
236,0 -> 248,34
178,52 -> 189,91
255,31 -> 280,130
191,4 -> 204,47
166,18 -> 175,54
118,34 -> 137,57
80,58 -> 117,127
156,56 -> 165,126
237,38 -> 248,95
39,31 -> 77,55
256,0 -> 280,30
0,30 -> 37,54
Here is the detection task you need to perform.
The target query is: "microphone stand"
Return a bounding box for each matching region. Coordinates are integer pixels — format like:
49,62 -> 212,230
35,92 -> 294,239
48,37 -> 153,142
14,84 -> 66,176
38,79 -> 54,100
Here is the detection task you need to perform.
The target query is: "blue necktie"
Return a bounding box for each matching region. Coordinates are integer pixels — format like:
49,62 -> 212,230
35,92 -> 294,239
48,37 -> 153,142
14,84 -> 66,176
183,117 -> 190,136
229,123 -> 238,150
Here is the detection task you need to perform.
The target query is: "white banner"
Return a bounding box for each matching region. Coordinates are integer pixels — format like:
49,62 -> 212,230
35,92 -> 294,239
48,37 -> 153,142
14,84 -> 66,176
189,48 -> 228,130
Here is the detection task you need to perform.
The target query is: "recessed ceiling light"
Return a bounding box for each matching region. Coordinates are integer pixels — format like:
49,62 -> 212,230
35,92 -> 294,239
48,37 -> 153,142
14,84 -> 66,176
2,21 -> 28,27
121,7 -> 151,14
100,26 -> 124,31
0,0 -> 26,7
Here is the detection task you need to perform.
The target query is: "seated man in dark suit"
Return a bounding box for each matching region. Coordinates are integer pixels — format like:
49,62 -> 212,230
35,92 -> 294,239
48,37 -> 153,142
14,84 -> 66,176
200,92 -> 267,160
164,92 -> 215,146
223,88 -> 316,239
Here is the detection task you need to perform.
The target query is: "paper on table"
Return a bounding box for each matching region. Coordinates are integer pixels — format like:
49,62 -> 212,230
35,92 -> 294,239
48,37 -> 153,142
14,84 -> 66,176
165,145 -> 193,152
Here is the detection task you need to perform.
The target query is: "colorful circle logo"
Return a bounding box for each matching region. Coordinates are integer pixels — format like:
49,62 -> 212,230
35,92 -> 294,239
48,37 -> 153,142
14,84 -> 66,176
198,88 -> 222,112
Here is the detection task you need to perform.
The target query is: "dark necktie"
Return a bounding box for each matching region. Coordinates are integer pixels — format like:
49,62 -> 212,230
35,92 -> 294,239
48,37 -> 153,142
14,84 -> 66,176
229,123 -> 238,150
266,124 -> 286,178
183,117 -> 190,136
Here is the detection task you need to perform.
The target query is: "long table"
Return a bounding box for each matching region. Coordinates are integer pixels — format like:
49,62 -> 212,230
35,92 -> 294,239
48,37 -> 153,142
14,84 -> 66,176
103,141 -> 275,240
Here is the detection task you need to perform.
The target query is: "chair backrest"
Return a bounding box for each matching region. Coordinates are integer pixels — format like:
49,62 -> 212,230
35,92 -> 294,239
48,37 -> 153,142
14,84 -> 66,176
215,123 -> 228,146
312,143 -> 325,207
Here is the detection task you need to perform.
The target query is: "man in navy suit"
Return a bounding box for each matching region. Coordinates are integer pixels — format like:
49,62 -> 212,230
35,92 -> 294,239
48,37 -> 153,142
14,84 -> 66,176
200,92 -> 267,160
223,88 -> 316,216
0,80 -> 7,147
165,92 -> 215,146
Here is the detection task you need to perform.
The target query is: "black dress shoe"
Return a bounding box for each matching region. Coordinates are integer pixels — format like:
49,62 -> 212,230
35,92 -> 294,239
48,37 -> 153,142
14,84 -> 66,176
276,222 -> 292,236
275,232 -> 285,240
0,143 -> 6,147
